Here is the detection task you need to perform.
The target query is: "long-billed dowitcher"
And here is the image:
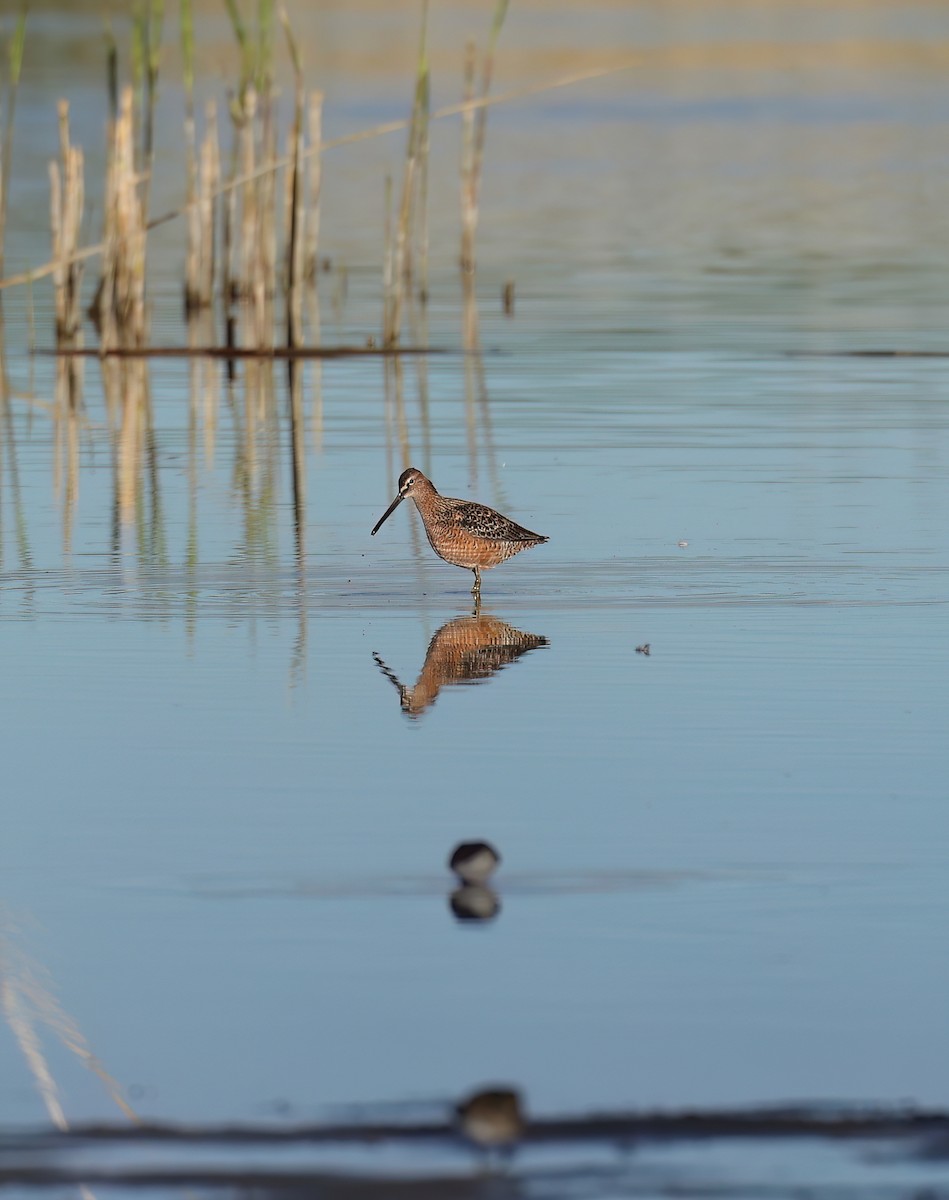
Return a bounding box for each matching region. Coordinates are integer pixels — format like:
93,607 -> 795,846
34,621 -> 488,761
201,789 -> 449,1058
371,468 -> 547,597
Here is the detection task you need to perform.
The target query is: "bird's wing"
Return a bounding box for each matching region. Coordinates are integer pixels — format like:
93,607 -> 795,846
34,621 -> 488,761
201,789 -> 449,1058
450,500 -> 546,543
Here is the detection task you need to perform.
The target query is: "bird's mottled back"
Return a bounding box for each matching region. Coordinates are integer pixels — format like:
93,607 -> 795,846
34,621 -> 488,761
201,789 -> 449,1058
448,499 -> 547,544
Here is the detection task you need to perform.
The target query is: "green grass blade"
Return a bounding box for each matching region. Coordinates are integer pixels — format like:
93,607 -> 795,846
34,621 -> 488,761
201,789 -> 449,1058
8,2 -> 28,89
148,0 -> 165,85
488,0 -> 509,52
223,0 -> 253,98
255,0 -> 273,93
103,19 -> 119,122
278,4 -> 302,85
180,0 -> 194,104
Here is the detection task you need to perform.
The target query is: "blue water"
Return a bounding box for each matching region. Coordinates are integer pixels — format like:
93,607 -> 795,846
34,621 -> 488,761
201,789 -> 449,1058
2,4 -> 949,1195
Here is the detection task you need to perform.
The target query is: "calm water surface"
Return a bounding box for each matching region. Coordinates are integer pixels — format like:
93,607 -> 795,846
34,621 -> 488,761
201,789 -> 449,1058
2,2 -> 949,1195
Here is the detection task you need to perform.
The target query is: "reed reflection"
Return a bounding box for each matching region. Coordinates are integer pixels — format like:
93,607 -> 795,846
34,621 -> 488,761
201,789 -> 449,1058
0,906 -> 140,1147
287,357 -> 308,690
232,356 -> 279,565
104,356 -> 167,566
373,609 -> 548,719
0,315 -> 33,580
462,276 -> 504,509
53,354 -> 83,555
382,354 -> 427,588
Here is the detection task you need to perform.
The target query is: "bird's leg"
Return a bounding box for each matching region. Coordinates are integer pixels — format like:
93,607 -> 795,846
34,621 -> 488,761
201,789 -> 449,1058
471,567 -> 481,598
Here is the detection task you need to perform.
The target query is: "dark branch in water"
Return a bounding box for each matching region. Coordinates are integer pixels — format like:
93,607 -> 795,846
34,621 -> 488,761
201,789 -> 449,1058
43,344 -> 445,360
5,1102 -> 949,1147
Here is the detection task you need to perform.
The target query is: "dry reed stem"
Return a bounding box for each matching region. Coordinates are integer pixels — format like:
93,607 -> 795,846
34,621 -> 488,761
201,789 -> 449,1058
459,40 -> 476,274
138,0 -> 165,224
95,97 -> 118,350
414,92 -> 430,309
182,0 -> 200,311
183,135 -> 201,308
237,87 -> 257,301
304,91 -> 322,286
255,92 -> 277,347
0,58 -> 643,295
384,3 -> 429,347
100,88 -> 148,346
184,88 -> 218,309
191,99 -> 220,310
222,131 -> 238,308
182,70 -> 199,309
0,143 -> 4,291
382,173 -> 394,341
228,84 -> 278,351
49,100 -> 85,343
284,144 -> 301,346
285,81 -> 305,349
406,31 -> 432,460
303,100 -> 325,447
385,159 -> 417,345
460,1 -> 508,278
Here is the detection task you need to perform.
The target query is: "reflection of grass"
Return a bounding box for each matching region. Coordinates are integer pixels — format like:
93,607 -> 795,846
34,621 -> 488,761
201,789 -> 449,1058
0,910 -> 139,1135
0,363 -> 34,572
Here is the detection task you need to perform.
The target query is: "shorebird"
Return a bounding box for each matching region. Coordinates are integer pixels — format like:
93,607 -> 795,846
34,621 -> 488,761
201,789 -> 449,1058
371,468 -> 547,598
456,1087 -> 526,1151
449,841 -> 501,885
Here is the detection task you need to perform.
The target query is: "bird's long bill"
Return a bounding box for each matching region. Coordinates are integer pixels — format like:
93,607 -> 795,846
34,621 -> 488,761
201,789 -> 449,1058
371,492 -> 404,536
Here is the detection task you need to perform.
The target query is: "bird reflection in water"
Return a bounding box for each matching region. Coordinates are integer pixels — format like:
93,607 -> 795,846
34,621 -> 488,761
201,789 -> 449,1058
448,842 -> 502,924
450,883 -> 501,922
373,611 -> 548,720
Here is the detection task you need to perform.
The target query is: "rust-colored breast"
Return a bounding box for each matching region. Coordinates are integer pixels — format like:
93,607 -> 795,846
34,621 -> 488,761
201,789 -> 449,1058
414,492 -> 547,572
